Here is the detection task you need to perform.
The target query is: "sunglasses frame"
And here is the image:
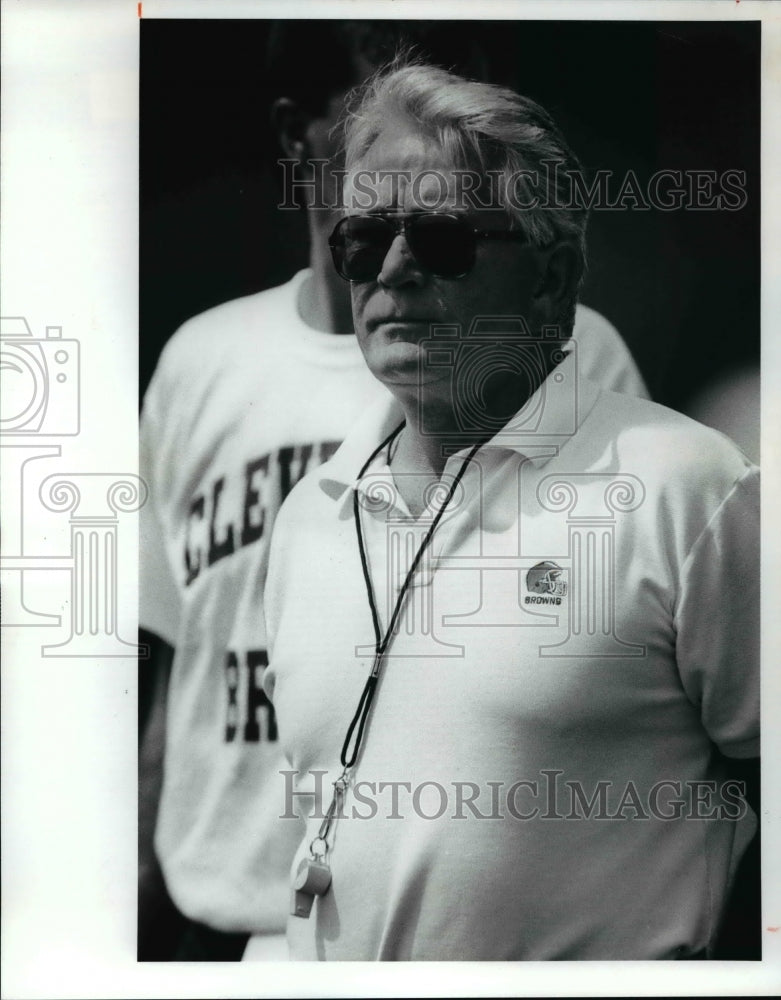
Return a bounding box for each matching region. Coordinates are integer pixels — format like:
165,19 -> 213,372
328,211 -> 530,283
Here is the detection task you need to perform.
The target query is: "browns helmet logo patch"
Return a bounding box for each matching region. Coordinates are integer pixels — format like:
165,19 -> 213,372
525,561 -> 567,597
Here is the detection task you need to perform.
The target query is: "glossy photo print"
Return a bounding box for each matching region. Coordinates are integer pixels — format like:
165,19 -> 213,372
2,3 -> 779,999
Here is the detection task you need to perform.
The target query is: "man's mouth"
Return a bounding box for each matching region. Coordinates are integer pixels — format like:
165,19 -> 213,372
367,316 -> 435,333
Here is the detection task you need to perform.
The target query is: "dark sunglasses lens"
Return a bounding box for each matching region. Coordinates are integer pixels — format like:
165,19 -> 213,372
332,217 -> 394,282
408,215 -> 475,277
330,214 -> 478,281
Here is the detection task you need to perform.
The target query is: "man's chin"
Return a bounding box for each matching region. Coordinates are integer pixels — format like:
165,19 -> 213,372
366,346 -> 451,391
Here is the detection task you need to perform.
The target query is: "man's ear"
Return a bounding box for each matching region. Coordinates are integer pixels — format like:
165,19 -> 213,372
532,242 -> 583,323
271,97 -> 312,160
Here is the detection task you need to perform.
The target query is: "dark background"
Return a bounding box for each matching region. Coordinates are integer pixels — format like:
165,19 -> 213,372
140,18 -> 760,412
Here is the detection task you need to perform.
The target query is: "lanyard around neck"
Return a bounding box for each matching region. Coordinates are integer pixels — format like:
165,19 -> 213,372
341,422 -> 481,769
302,421 -> 482,882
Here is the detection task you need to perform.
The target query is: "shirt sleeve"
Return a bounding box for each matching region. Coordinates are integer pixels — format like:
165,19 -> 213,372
138,365 -> 182,646
674,466 -> 760,758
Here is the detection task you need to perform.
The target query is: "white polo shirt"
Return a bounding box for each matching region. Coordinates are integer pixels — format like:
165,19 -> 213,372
266,350 -> 759,961
265,359 -> 759,960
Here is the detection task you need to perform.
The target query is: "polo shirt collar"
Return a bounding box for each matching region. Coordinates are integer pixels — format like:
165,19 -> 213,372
317,349 -> 600,502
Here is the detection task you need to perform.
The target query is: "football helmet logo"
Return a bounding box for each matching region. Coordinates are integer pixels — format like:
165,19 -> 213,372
526,561 -> 567,597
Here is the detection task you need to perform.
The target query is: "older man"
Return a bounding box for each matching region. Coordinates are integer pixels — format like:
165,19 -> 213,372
264,63 -> 759,960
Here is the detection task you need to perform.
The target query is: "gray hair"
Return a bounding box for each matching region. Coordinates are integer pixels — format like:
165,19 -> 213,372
342,61 -> 588,328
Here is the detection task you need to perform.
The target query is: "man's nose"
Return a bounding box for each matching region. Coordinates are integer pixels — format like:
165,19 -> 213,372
377,234 -> 425,288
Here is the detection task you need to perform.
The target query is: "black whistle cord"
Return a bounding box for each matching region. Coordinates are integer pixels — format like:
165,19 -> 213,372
342,423 -> 480,768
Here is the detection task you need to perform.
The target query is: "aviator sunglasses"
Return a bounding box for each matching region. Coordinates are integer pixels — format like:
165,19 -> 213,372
328,211 -> 530,283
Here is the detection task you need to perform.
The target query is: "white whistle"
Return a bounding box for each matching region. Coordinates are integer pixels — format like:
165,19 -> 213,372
290,857 -> 332,918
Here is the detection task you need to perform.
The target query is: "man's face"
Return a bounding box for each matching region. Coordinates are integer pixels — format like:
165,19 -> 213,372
343,123 -> 548,397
